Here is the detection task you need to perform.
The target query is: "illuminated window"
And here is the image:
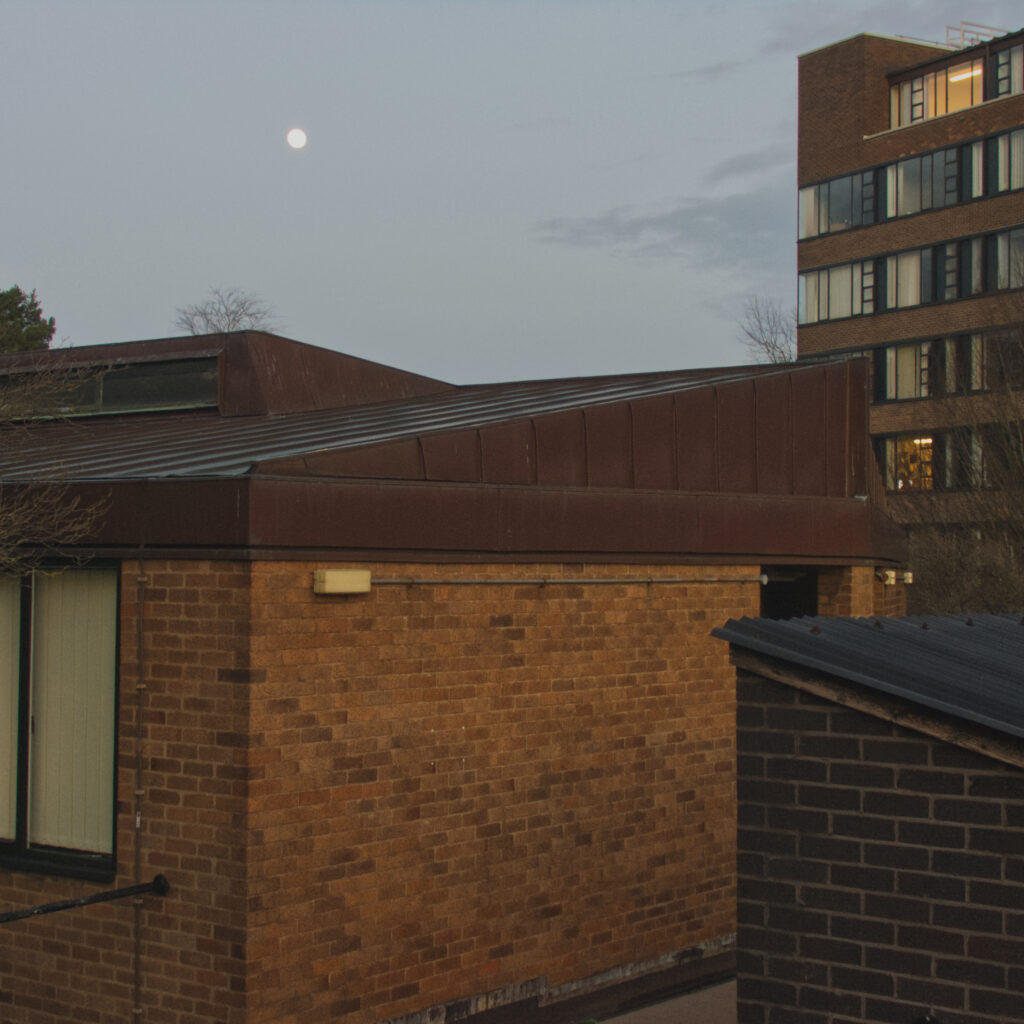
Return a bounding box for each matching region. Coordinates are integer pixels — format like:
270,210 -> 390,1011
890,58 -> 984,128
885,436 -> 934,491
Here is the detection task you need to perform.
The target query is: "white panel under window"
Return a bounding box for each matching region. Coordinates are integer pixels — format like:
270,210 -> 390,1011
0,577 -> 19,842
932,72 -> 946,117
886,165 -> 897,218
1012,130 -> 1024,190
799,273 -> 819,325
970,335 -> 984,390
798,187 -> 818,240
998,134 -> 1011,192
971,238 -> 984,295
900,252 -> 921,307
28,569 -> 117,854
895,345 -> 918,399
971,142 -> 984,199
828,265 -> 852,319
897,160 -> 921,216
997,234 -> 1010,290
899,252 -> 922,308
1011,229 -> 1024,289
943,338 -> 958,394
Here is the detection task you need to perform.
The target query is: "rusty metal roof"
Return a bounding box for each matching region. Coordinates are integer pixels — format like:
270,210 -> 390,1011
1,365 -> 779,482
714,614 -> 1024,739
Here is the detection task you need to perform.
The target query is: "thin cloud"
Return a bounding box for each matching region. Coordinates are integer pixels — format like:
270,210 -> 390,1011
668,59 -> 744,81
704,141 -> 795,188
537,185 -> 794,279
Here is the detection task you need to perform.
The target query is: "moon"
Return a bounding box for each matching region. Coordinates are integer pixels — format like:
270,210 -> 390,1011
286,128 -> 308,149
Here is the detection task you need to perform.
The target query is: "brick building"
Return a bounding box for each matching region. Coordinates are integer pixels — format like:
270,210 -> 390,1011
716,613 -> 1024,1023
0,333 -> 907,1023
797,24 -> 1024,514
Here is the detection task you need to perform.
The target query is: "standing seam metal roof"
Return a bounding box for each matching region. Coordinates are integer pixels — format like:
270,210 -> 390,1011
0,366 -> 779,481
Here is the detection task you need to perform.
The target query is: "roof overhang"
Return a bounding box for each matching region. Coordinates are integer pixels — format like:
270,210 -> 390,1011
41,476 -> 909,565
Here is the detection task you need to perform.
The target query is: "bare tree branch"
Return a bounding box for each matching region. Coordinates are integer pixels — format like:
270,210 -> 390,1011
737,295 -> 796,365
174,287 -> 276,335
896,319 -> 1024,614
0,356 -> 108,575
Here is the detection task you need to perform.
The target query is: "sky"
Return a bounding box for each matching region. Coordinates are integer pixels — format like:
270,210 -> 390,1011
4,1 -> 1022,384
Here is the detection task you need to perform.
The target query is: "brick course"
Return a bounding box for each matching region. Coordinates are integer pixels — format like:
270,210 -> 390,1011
737,672 -> 1024,1024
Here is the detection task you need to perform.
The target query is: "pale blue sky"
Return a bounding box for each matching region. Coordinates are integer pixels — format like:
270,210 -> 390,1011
4,0 -> 1021,382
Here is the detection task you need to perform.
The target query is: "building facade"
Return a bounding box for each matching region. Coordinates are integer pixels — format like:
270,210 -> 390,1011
0,333 -> 908,1024
797,26 -> 1024,515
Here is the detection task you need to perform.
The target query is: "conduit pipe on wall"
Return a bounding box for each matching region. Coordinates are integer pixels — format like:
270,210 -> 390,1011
369,575 -> 769,586
134,554 -> 149,1019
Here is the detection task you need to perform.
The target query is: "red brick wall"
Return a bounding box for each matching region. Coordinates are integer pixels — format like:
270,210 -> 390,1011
244,560 -> 759,1023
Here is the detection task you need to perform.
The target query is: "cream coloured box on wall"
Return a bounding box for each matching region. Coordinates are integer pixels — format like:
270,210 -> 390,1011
312,569 -> 372,594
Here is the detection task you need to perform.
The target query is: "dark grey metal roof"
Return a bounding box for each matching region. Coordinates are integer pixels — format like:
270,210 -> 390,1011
714,614 -> 1024,740
0,366 -> 771,482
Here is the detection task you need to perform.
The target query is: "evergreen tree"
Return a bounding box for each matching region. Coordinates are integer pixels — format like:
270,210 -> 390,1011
0,286 -> 56,352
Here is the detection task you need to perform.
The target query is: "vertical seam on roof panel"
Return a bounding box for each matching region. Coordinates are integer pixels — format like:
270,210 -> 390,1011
627,402 -> 637,489
754,380 -> 761,495
670,394 -> 679,490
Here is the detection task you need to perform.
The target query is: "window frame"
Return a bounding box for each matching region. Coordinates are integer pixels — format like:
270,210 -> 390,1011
798,126 -> 1024,242
0,565 -> 120,881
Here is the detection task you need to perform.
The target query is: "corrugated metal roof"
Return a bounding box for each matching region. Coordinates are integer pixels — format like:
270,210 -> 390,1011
0,365 -> 775,482
713,614 -> 1024,740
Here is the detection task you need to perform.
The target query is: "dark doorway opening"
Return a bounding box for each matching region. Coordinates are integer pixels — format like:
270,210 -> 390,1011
760,567 -> 818,619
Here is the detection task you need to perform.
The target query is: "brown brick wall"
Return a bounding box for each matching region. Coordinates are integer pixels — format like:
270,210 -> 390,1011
817,566 -> 907,619
244,560 -> 758,1023
0,557 -> 908,1023
737,672 -> 1024,1023
0,560 -> 252,1024
797,291 -> 1023,358
799,191 -> 1024,272
796,33 -> 1024,367
799,34 -> 1024,185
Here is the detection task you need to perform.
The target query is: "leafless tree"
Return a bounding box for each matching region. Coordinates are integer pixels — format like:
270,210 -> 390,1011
897,324 -> 1024,614
738,295 -> 796,364
174,287 -> 276,335
0,358 -> 108,575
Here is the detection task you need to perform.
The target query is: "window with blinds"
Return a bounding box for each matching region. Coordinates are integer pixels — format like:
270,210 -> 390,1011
0,567 -> 118,878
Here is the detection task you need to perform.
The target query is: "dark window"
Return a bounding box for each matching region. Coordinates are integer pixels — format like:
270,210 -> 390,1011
760,568 -> 818,620
1,357 -> 221,420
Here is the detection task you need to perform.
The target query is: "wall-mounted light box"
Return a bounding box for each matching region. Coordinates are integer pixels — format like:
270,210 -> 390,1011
313,570 -> 372,594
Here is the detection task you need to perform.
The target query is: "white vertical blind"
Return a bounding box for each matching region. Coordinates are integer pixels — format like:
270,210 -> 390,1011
28,569 -> 117,853
0,577 -> 19,841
